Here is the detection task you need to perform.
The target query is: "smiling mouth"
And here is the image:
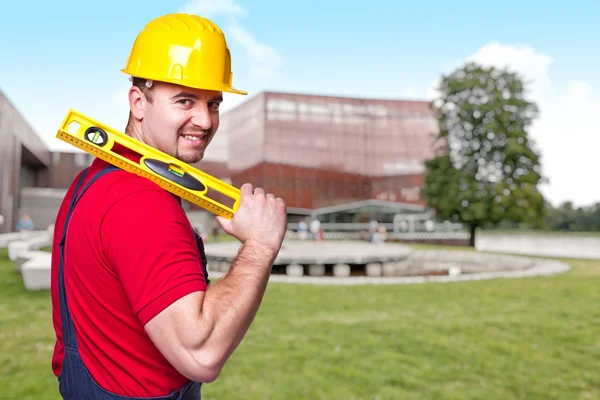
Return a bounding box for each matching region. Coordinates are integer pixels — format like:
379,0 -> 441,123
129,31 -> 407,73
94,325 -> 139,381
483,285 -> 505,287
182,134 -> 204,141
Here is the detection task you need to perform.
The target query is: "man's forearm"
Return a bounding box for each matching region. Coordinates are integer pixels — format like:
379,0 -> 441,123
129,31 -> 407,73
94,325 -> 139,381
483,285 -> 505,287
195,240 -> 277,368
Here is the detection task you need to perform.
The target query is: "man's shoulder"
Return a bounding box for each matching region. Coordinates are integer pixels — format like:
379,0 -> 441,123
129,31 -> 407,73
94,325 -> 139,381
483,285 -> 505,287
87,165 -> 181,208
103,168 -> 160,189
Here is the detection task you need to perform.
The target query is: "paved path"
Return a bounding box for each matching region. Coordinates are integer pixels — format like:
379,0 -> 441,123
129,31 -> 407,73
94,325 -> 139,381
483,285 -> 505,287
204,241 -> 572,285
204,240 -> 412,265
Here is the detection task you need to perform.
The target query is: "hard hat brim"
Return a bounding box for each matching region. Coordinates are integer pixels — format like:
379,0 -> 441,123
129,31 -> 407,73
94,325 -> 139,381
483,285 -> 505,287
121,70 -> 248,96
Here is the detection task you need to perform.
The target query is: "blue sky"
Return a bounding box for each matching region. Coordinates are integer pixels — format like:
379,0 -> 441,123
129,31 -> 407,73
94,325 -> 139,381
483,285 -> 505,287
1,0 -> 599,207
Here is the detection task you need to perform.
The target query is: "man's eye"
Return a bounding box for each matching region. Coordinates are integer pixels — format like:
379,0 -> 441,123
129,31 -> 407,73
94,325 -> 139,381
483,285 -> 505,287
177,99 -> 193,105
209,102 -> 221,110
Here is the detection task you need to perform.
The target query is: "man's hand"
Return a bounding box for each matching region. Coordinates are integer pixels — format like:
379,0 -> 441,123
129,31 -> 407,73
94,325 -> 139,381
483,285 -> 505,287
216,183 -> 287,253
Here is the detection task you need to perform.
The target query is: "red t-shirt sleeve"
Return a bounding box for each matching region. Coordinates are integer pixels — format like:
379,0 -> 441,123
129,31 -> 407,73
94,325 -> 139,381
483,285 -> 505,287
101,188 -> 207,326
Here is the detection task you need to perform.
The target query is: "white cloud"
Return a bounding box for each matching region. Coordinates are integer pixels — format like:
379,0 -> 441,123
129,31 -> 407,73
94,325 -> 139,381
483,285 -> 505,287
531,80 -> 600,207
112,85 -> 129,109
228,21 -> 285,79
427,43 -> 554,105
399,84 -> 419,99
426,42 -> 600,208
180,0 -> 284,80
220,91 -> 249,113
468,42 -> 554,106
180,0 -> 246,18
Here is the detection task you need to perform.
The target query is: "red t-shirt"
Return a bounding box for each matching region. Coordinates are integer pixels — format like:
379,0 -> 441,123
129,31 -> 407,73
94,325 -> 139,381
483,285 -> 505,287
50,146 -> 208,397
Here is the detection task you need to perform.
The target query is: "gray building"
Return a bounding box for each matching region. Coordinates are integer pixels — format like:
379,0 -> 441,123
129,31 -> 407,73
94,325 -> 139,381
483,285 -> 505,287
0,90 -> 54,233
0,89 -> 229,233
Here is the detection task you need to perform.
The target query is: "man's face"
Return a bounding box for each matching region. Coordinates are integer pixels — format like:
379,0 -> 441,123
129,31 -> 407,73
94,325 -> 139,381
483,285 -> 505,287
131,82 -> 223,164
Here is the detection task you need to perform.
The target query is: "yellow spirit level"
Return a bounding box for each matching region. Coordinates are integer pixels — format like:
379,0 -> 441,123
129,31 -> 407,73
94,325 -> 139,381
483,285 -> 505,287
56,109 -> 240,219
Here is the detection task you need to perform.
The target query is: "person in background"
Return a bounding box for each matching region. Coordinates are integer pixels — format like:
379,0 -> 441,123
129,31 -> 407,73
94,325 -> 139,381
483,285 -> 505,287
297,217 -> 308,240
211,216 -> 220,242
17,213 -> 34,231
370,225 -> 388,244
367,219 -> 378,242
192,221 -> 208,242
310,217 -> 321,240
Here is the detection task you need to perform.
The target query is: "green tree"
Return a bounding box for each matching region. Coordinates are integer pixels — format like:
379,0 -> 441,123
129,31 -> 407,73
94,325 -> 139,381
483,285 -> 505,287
546,201 -> 600,232
424,62 -> 546,246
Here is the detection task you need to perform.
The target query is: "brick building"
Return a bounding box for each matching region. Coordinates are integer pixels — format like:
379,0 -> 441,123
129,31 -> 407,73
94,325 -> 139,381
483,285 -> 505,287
0,89 -> 439,233
221,91 -> 439,210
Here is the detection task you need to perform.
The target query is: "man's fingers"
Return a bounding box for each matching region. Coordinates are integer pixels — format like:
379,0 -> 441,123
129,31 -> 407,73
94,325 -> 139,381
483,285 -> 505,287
215,215 -> 232,233
240,183 -> 254,198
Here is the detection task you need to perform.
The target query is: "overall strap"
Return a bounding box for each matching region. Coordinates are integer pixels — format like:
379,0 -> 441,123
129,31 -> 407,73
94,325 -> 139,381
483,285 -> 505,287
58,165 -> 120,348
194,232 -> 210,286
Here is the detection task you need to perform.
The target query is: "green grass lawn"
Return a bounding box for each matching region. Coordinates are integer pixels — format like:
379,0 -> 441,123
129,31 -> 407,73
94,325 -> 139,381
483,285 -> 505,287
1,246 -> 599,400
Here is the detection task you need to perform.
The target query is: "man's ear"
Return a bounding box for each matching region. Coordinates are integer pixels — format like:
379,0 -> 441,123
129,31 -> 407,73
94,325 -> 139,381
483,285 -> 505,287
128,86 -> 145,121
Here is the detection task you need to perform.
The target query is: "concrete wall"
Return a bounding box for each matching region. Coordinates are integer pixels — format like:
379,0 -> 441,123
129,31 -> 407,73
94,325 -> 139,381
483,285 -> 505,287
48,152 -> 92,189
475,232 -> 600,260
18,187 -> 67,231
0,90 -> 51,233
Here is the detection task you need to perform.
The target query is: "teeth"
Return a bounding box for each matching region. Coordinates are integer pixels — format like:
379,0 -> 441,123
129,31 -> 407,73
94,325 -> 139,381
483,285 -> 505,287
183,135 -> 201,141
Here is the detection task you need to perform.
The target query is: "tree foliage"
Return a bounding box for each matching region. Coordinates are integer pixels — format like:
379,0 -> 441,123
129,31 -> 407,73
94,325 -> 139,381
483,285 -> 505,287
546,202 -> 600,231
424,62 -> 546,245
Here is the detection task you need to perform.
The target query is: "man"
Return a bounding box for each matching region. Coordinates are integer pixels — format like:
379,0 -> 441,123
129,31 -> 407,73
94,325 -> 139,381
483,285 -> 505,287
17,213 -> 34,231
309,217 -> 321,241
17,213 -> 35,239
297,217 -> 308,240
50,13 -> 287,399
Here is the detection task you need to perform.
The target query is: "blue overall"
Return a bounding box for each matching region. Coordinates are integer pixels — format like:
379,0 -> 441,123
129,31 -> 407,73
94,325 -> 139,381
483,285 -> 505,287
58,165 -> 209,399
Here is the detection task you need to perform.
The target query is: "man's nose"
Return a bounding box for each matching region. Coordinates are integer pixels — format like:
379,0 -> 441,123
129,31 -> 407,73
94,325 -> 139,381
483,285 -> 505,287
190,104 -> 212,130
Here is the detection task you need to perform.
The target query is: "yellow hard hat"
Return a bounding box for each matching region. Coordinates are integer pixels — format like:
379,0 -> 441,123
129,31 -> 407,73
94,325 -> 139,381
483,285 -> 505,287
121,13 -> 247,95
